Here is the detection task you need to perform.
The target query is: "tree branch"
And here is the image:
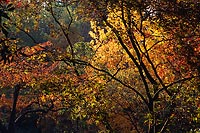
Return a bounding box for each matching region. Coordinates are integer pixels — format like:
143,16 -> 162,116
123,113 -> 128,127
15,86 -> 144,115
154,75 -> 200,98
59,58 -> 149,107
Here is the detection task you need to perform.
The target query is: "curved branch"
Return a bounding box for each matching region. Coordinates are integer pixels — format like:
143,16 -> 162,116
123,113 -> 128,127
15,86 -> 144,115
49,4 -> 74,58
154,75 -> 200,98
59,58 -> 149,107
49,3 -> 80,76
15,101 -> 54,124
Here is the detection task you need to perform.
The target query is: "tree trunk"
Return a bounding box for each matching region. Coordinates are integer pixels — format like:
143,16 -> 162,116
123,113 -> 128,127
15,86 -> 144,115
8,84 -> 21,133
0,121 -> 7,133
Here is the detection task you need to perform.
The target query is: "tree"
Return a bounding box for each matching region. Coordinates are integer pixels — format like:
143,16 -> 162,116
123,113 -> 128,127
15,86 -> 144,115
0,0 -> 200,132
78,0 -> 200,132
0,1 -> 98,132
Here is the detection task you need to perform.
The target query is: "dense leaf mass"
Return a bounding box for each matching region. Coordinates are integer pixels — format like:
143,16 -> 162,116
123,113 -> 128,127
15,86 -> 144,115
0,0 -> 199,132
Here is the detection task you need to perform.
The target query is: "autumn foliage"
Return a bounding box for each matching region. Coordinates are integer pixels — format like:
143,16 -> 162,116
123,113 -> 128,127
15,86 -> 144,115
0,0 -> 200,132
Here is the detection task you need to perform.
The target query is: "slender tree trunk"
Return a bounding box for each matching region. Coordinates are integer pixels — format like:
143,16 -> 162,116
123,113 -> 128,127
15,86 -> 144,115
8,84 -> 21,133
0,121 -> 7,133
148,99 -> 156,133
